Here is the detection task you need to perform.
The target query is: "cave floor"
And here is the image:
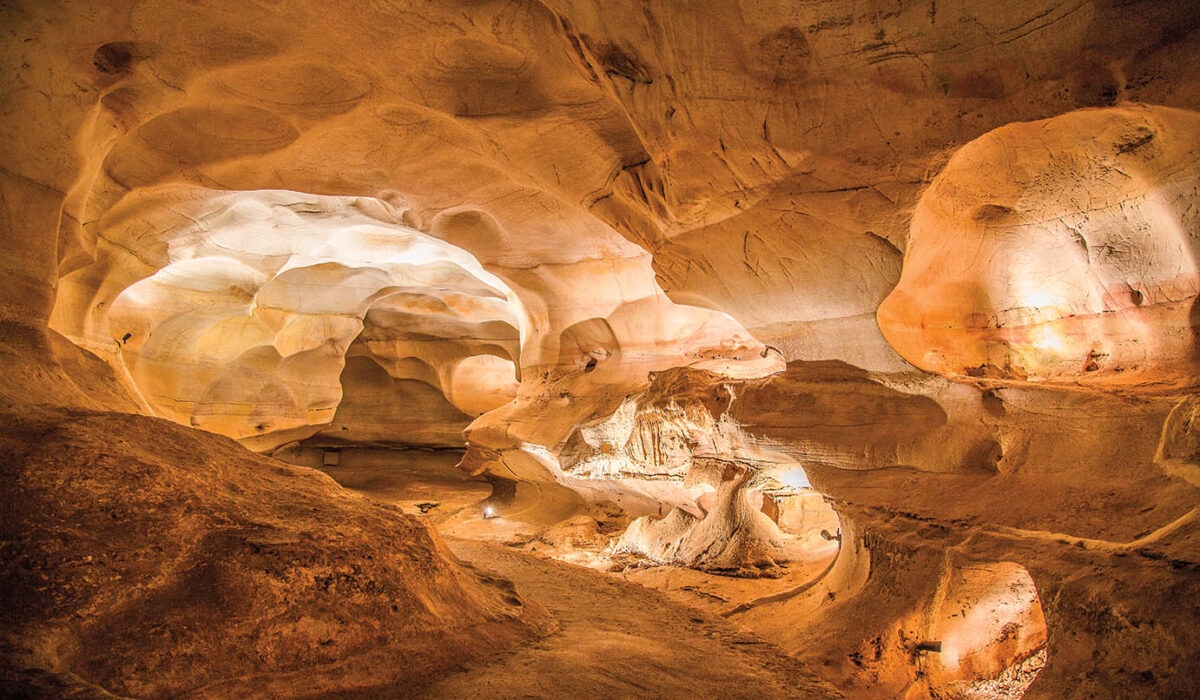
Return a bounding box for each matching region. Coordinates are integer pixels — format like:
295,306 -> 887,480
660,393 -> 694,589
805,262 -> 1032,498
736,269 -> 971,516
295,447 -> 489,526
421,537 -> 841,699
313,448 -> 842,698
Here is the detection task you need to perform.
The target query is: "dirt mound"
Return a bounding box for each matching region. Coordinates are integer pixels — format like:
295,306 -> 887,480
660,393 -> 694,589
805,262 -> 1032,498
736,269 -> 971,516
0,406 -> 548,698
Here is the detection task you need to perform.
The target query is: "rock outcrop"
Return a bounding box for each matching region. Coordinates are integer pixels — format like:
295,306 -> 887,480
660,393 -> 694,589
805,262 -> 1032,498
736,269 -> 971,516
0,401 -> 547,697
878,104 -> 1200,389
51,188 -> 524,450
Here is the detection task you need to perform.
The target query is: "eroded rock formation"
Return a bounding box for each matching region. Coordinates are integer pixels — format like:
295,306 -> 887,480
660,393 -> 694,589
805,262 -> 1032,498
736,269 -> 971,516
51,188 -> 524,449
0,401 -> 547,697
878,104 -> 1200,388
2,0 -> 1198,697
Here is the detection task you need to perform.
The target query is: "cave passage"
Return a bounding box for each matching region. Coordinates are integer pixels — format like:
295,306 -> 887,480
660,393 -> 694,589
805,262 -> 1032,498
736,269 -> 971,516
2,1 -> 1198,698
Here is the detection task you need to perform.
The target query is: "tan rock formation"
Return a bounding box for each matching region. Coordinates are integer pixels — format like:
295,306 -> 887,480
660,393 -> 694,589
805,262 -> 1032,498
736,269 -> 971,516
2,0 -> 1198,697
51,188 -> 524,450
618,458 -> 790,573
878,104 -> 1200,388
0,401 -> 546,697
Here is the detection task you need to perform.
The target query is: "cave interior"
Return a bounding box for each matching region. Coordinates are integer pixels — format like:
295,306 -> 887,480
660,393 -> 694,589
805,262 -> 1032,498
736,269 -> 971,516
2,1 -> 1199,698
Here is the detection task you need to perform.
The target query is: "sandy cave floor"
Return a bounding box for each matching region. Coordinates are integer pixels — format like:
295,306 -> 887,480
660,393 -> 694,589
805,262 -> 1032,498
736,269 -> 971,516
425,539 -> 840,699
299,447 -> 1050,699
304,448 -> 843,698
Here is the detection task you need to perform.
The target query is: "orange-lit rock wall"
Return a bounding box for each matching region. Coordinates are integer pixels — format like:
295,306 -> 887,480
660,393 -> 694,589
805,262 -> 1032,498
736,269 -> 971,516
878,105 -> 1200,388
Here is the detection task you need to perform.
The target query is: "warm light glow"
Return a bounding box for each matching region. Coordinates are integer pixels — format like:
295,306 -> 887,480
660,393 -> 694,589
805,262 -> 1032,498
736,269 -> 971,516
1026,324 -> 1066,353
775,466 -> 812,490
940,642 -> 960,670
1020,290 -> 1062,310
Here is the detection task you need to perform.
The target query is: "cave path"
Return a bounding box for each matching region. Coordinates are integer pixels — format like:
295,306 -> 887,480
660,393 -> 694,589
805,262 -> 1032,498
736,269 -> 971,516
419,538 -> 841,699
